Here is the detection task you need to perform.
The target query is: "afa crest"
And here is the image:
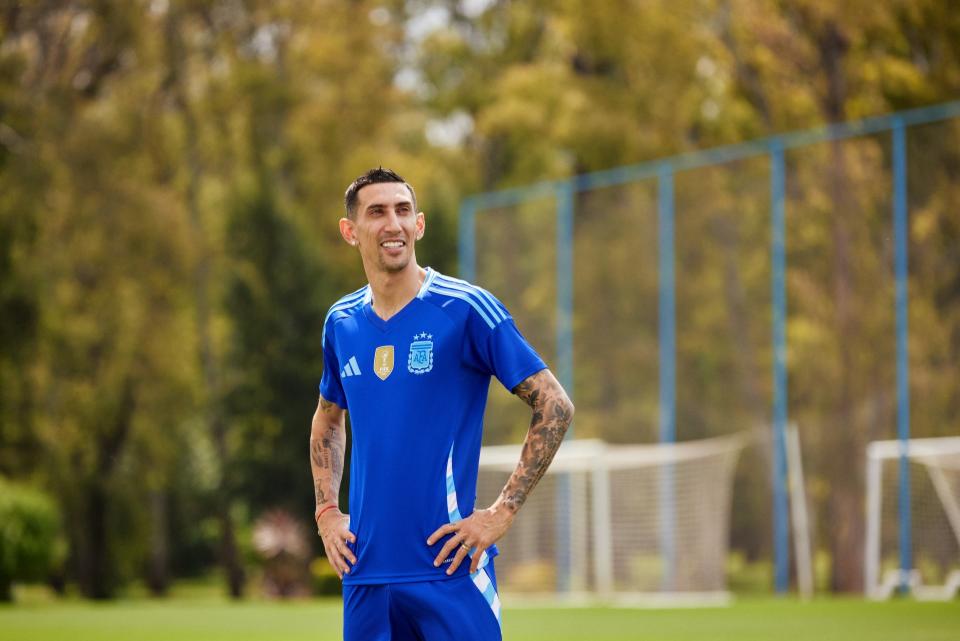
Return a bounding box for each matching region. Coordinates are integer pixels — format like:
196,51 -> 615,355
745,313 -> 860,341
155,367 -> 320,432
407,332 -> 434,374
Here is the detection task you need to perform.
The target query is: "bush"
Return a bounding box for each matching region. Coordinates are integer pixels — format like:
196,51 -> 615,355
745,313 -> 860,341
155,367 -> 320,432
0,478 -> 62,601
252,509 -> 311,598
503,560 -> 555,592
726,551 -> 773,594
310,557 -> 342,597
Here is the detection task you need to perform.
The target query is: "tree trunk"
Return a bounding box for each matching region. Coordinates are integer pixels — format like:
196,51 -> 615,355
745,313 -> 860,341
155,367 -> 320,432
817,19 -> 864,593
164,7 -> 244,598
84,480 -> 113,600
146,490 -> 169,597
81,379 -> 136,599
218,498 -> 245,598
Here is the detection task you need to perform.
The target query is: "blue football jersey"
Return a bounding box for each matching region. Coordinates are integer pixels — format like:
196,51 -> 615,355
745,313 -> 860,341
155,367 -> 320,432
319,268 -> 547,585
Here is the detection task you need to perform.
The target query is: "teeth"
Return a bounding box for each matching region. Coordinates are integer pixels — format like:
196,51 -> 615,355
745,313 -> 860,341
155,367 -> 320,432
381,241 -> 404,248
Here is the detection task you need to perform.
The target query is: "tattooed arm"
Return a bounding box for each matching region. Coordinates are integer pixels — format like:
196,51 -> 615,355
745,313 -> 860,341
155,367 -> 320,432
427,369 -> 574,574
497,369 -> 574,513
310,395 -> 356,578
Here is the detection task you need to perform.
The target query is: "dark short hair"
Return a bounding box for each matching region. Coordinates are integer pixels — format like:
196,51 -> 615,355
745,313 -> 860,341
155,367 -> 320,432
344,167 -> 417,219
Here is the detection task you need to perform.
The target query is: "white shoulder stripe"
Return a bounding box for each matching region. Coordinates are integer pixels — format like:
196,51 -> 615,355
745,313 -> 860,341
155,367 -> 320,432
331,287 -> 368,311
434,275 -> 506,321
322,286 -> 369,344
433,276 -> 506,322
417,267 -> 438,299
435,276 -> 506,322
325,288 -> 368,319
428,284 -> 496,329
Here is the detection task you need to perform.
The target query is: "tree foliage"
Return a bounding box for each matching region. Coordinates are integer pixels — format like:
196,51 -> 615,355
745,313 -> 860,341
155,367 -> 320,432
0,0 -> 957,596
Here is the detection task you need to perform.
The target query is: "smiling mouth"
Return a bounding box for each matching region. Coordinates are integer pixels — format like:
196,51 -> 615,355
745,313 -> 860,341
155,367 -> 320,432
380,239 -> 406,248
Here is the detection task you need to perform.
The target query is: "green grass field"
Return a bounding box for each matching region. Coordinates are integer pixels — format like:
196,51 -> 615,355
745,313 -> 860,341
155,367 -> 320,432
0,596 -> 957,641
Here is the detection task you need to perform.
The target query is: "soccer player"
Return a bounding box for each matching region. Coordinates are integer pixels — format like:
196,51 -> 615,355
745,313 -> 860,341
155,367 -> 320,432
310,168 -> 574,641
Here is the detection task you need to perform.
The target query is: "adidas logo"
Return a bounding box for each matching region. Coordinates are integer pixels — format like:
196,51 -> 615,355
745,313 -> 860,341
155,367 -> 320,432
341,356 -> 361,378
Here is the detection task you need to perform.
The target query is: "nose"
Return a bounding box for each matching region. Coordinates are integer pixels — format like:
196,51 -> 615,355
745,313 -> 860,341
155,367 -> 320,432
383,208 -> 403,232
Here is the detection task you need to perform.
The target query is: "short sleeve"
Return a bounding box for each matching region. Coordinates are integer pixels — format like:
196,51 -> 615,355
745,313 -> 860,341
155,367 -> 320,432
462,294 -> 547,392
319,318 -> 347,409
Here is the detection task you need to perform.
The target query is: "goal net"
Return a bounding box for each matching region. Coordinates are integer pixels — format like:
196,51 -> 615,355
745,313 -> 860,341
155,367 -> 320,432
477,434 -> 747,602
865,437 -> 960,600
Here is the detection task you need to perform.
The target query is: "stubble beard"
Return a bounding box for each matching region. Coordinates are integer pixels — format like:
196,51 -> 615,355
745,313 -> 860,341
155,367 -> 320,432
377,250 -> 411,274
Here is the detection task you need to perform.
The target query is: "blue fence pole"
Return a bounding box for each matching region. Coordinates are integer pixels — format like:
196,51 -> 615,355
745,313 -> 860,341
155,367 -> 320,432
892,118 -> 912,593
657,164 -> 677,591
555,180 -> 575,592
770,139 -> 790,594
557,181 -> 575,415
657,164 -> 677,445
458,199 -> 476,281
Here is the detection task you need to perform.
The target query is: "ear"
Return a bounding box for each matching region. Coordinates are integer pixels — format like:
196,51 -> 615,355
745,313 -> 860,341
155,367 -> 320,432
415,211 -> 425,240
339,217 -> 358,246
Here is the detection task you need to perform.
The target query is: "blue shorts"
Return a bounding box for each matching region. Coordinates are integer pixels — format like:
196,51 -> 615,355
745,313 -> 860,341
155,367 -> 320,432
343,564 -> 502,641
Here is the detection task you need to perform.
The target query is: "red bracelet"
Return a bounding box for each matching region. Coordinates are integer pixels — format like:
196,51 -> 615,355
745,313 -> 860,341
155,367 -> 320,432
315,504 -> 338,522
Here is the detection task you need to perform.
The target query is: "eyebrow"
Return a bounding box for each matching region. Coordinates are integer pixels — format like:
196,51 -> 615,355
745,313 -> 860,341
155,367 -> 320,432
364,199 -> 414,212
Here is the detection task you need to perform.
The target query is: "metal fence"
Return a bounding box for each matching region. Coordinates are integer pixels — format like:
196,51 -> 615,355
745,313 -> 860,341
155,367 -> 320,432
460,101 -> 960,593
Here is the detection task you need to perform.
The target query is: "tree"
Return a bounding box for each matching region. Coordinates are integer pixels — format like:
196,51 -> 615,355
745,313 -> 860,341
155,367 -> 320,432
223,185 -> 330,516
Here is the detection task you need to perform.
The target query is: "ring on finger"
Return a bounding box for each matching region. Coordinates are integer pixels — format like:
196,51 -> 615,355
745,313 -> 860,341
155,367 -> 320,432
460,542 -> 471,551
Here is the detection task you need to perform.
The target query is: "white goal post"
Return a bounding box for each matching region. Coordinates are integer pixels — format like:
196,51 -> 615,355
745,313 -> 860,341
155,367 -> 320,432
477,434 -> 749,602
865,436 -> 960,600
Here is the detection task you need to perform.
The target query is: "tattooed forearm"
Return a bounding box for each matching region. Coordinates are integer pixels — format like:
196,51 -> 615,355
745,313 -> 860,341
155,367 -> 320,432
314,481 -> 327,506
500,370 -> 574,514
310,396 -> 346,512
311,436 -> 344,481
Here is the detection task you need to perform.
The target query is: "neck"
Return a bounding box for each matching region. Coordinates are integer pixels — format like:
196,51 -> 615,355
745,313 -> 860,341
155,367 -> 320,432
365,260 -> 426,321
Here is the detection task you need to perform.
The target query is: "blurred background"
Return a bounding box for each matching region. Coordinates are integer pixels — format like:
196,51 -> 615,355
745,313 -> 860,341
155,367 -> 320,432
1,0 -> 959,618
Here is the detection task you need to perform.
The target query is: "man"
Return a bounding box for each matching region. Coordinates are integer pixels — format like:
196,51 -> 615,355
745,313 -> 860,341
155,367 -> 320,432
310,167 -> 574,641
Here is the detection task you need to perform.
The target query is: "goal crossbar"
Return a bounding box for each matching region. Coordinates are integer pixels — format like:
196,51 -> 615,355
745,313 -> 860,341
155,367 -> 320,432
479,433 -> 750,472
